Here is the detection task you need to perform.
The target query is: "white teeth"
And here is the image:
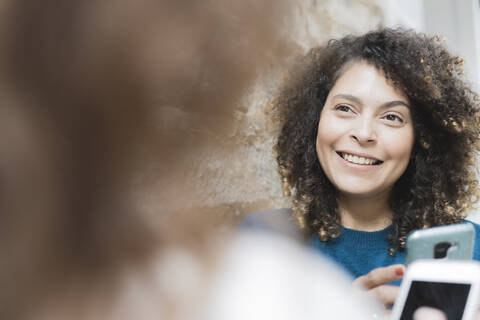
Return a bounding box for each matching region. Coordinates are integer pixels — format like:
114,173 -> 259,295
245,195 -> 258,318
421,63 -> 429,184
340,152 -> 378,165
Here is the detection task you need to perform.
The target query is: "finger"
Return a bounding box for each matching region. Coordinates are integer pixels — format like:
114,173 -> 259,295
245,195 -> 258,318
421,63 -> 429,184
370,285 -> 399,308
384,309 -> 392,318
413,306 -> 447,320
354,264 -> 404,290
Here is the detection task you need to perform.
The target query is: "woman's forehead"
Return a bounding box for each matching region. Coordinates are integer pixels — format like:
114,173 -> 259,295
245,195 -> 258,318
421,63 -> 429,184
327,61 -> 410,106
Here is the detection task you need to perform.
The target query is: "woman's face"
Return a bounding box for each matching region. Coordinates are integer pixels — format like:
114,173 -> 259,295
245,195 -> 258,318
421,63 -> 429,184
316,61 -> 414,199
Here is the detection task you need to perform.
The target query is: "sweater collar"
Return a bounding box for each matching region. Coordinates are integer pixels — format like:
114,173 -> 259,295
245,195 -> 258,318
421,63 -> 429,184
336,224 -> 392,249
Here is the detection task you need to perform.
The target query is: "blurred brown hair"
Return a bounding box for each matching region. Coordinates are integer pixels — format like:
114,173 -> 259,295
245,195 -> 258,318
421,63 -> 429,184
0,0 -> 289,318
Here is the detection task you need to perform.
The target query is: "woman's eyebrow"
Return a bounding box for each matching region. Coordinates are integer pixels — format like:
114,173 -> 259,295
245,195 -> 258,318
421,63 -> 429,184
380,100 -> 410,109
331,94 -> 362,105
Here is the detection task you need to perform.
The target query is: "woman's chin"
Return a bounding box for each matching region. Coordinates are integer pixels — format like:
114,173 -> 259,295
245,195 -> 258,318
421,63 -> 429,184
335,186 -> 391,200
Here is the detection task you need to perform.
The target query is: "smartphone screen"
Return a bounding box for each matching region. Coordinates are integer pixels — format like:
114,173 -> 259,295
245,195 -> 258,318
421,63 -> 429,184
400,280 -> 471,320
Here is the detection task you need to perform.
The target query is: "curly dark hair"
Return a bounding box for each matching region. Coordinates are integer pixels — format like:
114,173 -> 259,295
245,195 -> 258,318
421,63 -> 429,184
275,28 -> 480,253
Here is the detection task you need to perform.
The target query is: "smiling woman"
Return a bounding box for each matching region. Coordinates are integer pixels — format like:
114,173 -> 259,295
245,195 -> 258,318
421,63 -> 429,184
244,28 -> 480,311
275,28 -> 480,247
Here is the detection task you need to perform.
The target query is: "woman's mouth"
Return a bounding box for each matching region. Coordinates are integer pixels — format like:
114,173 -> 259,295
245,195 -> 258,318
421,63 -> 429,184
336,152 -> 383,165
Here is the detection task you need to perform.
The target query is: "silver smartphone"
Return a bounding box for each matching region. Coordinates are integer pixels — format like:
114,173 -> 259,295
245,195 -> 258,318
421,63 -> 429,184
405,223 -> 475,266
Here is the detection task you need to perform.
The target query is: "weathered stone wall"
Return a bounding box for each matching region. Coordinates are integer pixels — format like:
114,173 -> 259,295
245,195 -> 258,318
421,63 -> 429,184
189,1 -> 385,215
140,0 -> 387,223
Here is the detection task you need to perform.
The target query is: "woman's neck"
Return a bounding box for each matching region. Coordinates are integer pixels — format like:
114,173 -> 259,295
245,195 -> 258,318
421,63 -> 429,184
338,191 -> 393,232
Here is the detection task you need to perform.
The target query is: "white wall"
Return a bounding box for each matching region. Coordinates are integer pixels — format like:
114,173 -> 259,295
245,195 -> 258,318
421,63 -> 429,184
381,0 -> 480,91
423,0 -> 480,91
377,0 -> 425,31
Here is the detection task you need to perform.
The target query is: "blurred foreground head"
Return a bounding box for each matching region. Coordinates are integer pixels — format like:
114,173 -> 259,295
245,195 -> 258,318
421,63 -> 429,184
0,0 -> 289,318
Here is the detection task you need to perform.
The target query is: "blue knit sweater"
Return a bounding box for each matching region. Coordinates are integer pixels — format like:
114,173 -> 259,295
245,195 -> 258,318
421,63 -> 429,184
241,209 -> 480,279
310,225 -> 403,279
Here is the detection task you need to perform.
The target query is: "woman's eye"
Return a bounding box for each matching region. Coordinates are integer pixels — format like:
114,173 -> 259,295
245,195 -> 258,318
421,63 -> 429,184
383,114 -> 404,123
334,104 -> 352,113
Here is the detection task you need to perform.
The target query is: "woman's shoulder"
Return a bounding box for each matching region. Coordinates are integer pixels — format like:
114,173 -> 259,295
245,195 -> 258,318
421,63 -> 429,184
465,219 -> 480,261
465,219 -> 480,236
466,219 -> 480,227
239,208 -> 300,238
206,230 -> 380,320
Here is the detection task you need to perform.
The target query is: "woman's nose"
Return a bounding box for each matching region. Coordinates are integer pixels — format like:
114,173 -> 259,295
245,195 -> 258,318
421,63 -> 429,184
350,117 -> 376,144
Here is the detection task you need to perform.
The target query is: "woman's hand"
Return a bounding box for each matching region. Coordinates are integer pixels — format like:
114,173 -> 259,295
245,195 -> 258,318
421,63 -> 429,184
353,264 -> 405,310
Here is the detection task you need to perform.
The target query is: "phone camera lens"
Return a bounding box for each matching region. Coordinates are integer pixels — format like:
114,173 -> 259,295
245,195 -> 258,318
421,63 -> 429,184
434,242 -> 451,259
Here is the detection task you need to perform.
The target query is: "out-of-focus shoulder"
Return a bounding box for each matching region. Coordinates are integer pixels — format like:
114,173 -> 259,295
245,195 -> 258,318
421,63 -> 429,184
239,208 -> 299,238
241,208 -> 292,226
205,231 -> 380,320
